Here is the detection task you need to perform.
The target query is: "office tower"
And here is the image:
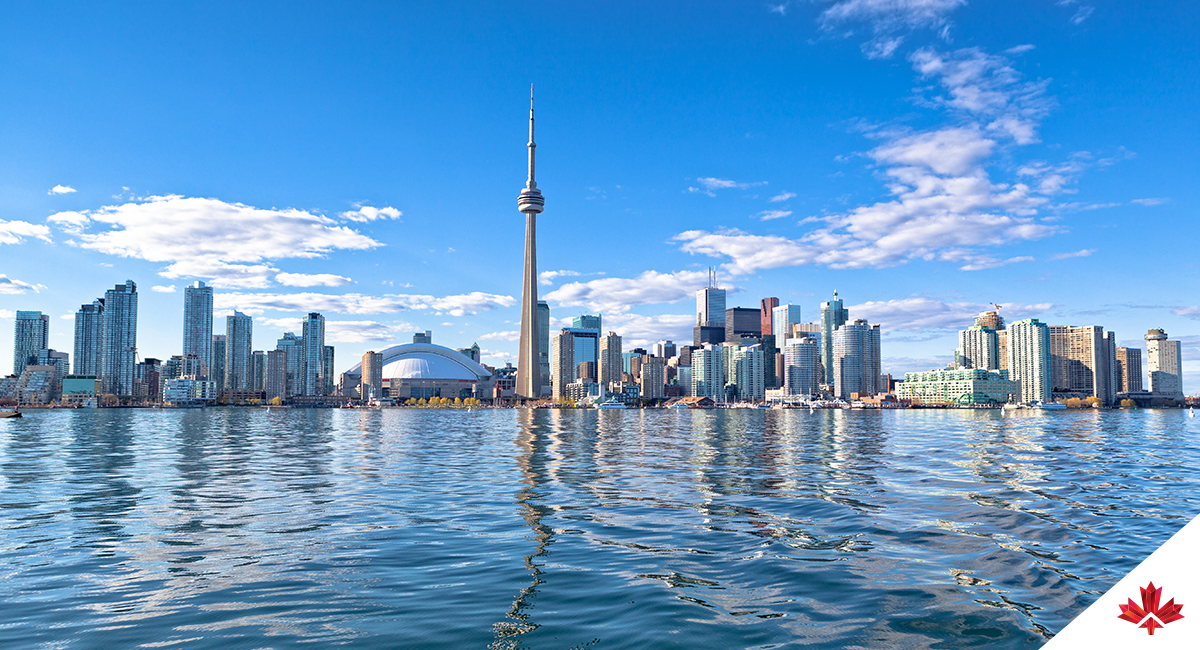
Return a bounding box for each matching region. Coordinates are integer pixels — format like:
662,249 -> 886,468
1145,329 -> 1183,399
1048,325 -> 1116,406
792,322 -> 820,338
301,313 -> 326,396
832,319 -> 881,399
696,272 -> 726,328
516,87 -> 545,400
276,332 -> 303,396
1007,318 -> 1051,403
537,301 -> 550,389
772,304 -> 802,342
639,355 -> 666,400
265,350 -> 288,401
653,340 -> 676,359
691,345 -> 724,399
225,311 -> 253,392
100,280 -> 138,396
784,336 -> 821,396
760,297 -> 779,336
725,307 -> 760,343
322,346 -> 335,395
958,326 -> 999,370
732,345 -> 765,401
577,361 -> 596,383
572,314 -> 601,331
820,291 -> 849,385
975,310 -> 1004,331
997,329 -> 1009,371
210,335 -> 226,392
13,311 -> 49,376
1103,331 -> 1118,402
598,331 -> 622,389
413,330 -> 432,344
251,350 -> 267,391
551,330 -> 575,400
182,280 -> 213,377
1115,347 -> 1143,393
73,299 -> 104,376
361,350 -> 384,401
760,334 -> 777,389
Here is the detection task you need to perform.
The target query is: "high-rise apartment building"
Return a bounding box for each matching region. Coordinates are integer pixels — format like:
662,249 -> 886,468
276,332 -> 303,396
265,349 -> 288,401
251,350 -> 267,391
1007,318 -> 1051,403
832,319 -> 881,399
210,335 -> 226,392
322,345 -> 335,396
13,311 -> 49,376
1048,325 -> 1117,406
100,280 -> 138,396
760,297 -> 779,336
784,336 -> 821,397
1115,347 -> 1143,393
361,350 -> 384,401
732,345 -> 765,401
772,304 -> 802,342
73,299 -> 104,376
691,345 -> 724,399
958,326 -> 999,370
1145,329 -> 1183,399
537,301 -> 550,389
301,313 -> 326,396
182,281 -> 213,378
639,355 -> 666,400
551,330 -> 575,400
975,310 -> 1004,331
225,311 -> 253,392
820,292 -> 849,385
598,331 -> 622,389
653,340 -> 677,359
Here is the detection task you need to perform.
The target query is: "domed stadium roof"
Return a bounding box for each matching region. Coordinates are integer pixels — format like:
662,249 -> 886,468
346,343 -> 491,381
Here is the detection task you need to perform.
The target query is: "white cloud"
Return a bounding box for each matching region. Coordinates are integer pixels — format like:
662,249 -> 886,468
276,272 -> 354,287
479,330 -> 520,342
863,36 -> 904,60
60,313 -> 75,321
1132,197 -> 1168,206
849,296 -> 1054,331
48,184 -> 77,195
339,205 -> 402,222
757,210 -> 794,221
821,0 -> 965,31
769,191 -> 797,203
1172,307 -> 1200,320
954,255 -> 1035,271
47,195 -> 381,288
1005,44 -> 1036,55
214,291 -> 514,317
0,275 -> 46,294
1049,249 -> 1095,261
1070,5 -> 1094,24
0,219 -> 53,245
259,317 -> 417,343
0,309 -> 15,319
687,177 -> 767,197
539,269 -> 582,286
768,3 -> 788,15
603,312 -> 696,350
151,285 -> 177,293
544,270 -> 715,314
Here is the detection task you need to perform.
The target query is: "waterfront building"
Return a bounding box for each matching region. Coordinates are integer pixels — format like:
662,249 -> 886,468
162,354 -> 203,383
100,280 -> 138,396
61,375 -> 100,406
323,346 -> 335,395
1048,325 -> 1117,406
301,313 -> 326,396
251,350 -> 266,391
1145,329 -> 1184,399
639,355 -> 666,400
725,307 -> 760,343
538,301 -> 550,390
1006,318 -> 1051,403
15,365 -> 58,404
820,292 -> 849,385
133,357 -> 160,401
760,297 -> 779,336
1115,347 -> 1143,393
772,304 -> 802,342
515,88 -> 545,400
691,345 -> 724,399
760,334 -> 778,389
182,281 -> 213,377
73,299 -> 104,376
225,311 -> 253,392
341,343 -> 496,401
12,311 -> 49,376
997,329 -> 1008,371
732,345 -> 765,401
265,349 -> 288,401
210,335 -> 226,392
896,369 -> 1019,406
276,332 -> 303,396
958,326 -> 999,370
551,330 -> 575,400
783,336 -> 821,397
598,331 -> 622,389
832,319 -> 881,399
361,351 -> 383,401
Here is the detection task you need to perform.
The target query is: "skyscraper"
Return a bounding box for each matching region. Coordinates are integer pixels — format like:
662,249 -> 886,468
73,299 -> 104,376
784,336 -> 821,397
301,312 -> 326,396
772,304 -> 802,342
1048,325 -> 1116,406
1145,329 -> 1183,399
639,355 -> 666,400
537,301 -> 550,389
1007,318 -> 1051,403
265,349 -> 288,401
691,345 -> 724,399
958,326 -> 999,370
551,330 -> 575,400
210,335 -> 226,392
183,280 -> 214,378
276,332 -> 303,396
760,297 -> 779,336
599,331 -> 622,389
322,345 -> 335,396
725,307 -> 760,343
820,291 -> 849,385
12,311 -> 49,376
732,345 -> 765,401
225,311 -> 253,391
100,280 -> 138,396
361,350 -> 383,401
516,87 -> 545,400
251,350 -> 267,391
1115,347 -> 1143,393
832,319 -> 881,399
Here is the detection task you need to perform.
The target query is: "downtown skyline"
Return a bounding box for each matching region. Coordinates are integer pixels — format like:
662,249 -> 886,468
1,2 -> 1197,386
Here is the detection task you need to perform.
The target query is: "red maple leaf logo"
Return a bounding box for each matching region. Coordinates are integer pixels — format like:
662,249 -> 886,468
1117,582 -> 1185,635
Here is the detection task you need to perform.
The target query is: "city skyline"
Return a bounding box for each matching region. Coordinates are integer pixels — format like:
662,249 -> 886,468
1,3 -> 1197,388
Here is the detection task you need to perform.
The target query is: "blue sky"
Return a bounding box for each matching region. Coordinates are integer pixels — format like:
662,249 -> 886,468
2,1 -> 1198,387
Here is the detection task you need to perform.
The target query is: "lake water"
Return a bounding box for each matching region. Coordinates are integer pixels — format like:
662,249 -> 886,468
1,408 -> 1196,649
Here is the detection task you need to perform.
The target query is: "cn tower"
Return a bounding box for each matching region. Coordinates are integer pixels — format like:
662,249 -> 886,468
515,86 -> 544,400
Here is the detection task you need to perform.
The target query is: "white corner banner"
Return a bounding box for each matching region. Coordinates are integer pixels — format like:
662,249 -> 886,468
1043,512 -> 1198,648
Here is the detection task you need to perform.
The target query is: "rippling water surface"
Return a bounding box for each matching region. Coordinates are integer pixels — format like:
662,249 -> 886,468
1,408 -> 1197,649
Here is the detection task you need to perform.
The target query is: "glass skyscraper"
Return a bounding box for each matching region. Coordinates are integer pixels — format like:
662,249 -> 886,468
302,313 -> 326,396
100,280 -> 138,396
225,311 -> 253,391
73,299 -> 104,376
820,292 -> 849,385
12,311 -> 49,376
183,281 -> 214,378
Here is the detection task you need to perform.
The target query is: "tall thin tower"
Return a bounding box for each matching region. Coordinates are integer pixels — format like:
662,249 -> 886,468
516,86 -> 544,399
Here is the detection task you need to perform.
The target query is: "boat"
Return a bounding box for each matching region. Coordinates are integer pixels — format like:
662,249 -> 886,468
1031,401 -> 1067,410
1190,407 -> 1194,418
1,409 -> 21,419
595,398 -> 626,410
667,402 -> 689,410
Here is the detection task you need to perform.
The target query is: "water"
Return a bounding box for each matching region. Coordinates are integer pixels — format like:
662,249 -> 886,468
0,408 -> 1196,649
